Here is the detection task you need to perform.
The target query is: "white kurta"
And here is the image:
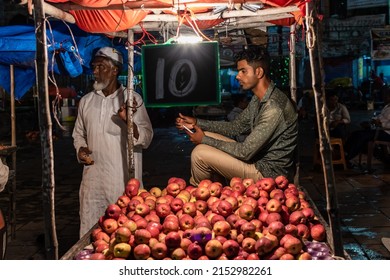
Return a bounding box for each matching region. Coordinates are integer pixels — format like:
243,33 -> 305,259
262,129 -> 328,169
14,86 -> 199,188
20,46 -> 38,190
72,85 -> 153,237
0,160 -> 9,192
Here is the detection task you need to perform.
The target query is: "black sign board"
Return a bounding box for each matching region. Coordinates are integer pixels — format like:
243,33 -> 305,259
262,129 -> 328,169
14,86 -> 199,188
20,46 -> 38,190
141,41 -> 221,107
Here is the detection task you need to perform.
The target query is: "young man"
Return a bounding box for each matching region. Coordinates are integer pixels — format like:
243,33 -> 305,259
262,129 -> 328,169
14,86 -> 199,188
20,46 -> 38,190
176,47 -> 298,186
72,47 -> 153,237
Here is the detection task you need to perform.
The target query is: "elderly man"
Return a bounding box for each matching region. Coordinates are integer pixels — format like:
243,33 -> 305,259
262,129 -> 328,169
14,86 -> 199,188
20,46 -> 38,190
73,47 -> 153,237
176,47 -> 298,186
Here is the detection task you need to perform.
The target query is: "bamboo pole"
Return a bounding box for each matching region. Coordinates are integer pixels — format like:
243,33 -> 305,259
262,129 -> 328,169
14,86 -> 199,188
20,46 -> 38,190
9,65 -> 16,239
127,30 -> 136,179
305,1 -> 344,258
33,0 -> 59,260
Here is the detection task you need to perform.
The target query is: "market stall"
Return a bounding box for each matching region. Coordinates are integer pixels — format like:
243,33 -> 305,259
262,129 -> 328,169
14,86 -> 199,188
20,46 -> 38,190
11,0 -> 346,260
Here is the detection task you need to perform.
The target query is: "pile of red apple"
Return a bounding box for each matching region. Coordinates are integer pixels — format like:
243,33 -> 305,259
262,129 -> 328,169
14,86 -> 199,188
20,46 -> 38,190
82,176 -> 333,260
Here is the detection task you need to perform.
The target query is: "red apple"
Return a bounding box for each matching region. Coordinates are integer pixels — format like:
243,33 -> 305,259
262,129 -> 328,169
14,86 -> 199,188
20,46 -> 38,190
223,196 -> 238,211
222,239 -> 240,259
116,195 -> 131,209
282,234 -> 302,255
198,179 -> 213,188
231,182 -> 246,194
279,253 -> 295,260
289,210 -> 307,225
238,204 -> 255,221
180,238 -> 192,252
144,213 -> 160,224
166,182 -> 181,197
264,212 -> 282,227
297,223 -> 310,239
284,223 -> 298,236
243,197 -> 258,210
285,195 -> 301,212
125,182 -> 140,198
102,218 -> 118,234
310,223 -> 326,241
208,182 -> 222,197
205,239 -> 223,259
193,186 -> 210,201
149,187 -> 162,197
144,198 -> 156,211
187,242 -> 203,260
216,200 -> 233,217
170,197 -> 184,213
105,204 -> 122,220
240,221 -> 256,238
168,177 -> 187,190
257,177 -> 276,192
178,213 -> 195,230
133,244 -> 151,260
162,219 -> 180,233
155,203 -> 171,219
255,236 -> 274,256
242,178 -> 255,187
273,192 -> 286,205
151,241 -> 168,259
115,226 -> 132,243
195,200 -> 208,214
257,196 -> 269,211
265,198 -> 282,213
301,207 -> 315,221
121,219 -> 137,233
267,221 -> 285,239
93,230 -> 110,243
245,184 -> 260,199
229,177 -> 242,188
275,175 -> 289,190
145,222 -> 161,239
164,231 -> 182,248
241,237 -> 257,253
134,228 -> 151,244
135,202 -> 151,217
182,202 -> 197,217
226,214 -> 239,228
213,220 -> 231,237
134,217 -> 147,229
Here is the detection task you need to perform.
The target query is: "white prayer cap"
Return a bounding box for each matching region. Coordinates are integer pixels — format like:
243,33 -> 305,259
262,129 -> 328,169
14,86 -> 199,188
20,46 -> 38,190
95,47 -> 123,65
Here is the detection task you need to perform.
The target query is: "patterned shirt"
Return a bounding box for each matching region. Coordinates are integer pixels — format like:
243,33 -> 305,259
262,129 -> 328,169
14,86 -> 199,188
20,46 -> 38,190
197,82 -> 298,179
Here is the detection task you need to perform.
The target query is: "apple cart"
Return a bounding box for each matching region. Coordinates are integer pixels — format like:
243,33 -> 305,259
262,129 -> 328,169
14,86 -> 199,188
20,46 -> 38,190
60,175 -> 349,260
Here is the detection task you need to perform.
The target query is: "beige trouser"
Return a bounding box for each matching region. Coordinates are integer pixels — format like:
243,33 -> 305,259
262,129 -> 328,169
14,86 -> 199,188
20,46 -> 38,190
189,132 -> 263,186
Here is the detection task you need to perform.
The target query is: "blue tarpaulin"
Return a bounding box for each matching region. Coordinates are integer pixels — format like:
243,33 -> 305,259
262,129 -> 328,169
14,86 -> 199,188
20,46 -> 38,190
0,21 -> 127,100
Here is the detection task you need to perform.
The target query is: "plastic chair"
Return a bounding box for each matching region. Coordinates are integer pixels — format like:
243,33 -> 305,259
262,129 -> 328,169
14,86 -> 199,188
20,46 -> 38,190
314,137 -> 347,170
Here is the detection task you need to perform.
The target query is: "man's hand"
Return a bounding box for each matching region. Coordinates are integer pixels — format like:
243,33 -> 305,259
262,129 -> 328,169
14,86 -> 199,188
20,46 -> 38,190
118,97 -> 138,122
175,113 -> 196,131
78,147 -> 94,165
185,124 -> 205,145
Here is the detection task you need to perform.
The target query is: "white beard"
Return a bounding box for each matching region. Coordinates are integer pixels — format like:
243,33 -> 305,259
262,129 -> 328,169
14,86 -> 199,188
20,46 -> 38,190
93,80 -> 109,91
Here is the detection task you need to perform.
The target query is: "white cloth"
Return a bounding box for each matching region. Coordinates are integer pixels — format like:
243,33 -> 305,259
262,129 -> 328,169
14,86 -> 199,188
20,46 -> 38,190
72,85 -> 153,237
0,160 -> 9,192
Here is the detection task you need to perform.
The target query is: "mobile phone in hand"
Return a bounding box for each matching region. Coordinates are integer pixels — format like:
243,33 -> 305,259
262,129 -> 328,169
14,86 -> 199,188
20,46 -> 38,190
182,125 -> 194,134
